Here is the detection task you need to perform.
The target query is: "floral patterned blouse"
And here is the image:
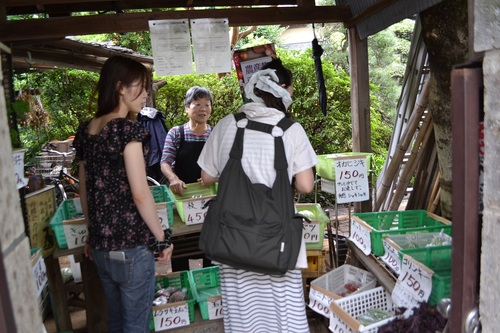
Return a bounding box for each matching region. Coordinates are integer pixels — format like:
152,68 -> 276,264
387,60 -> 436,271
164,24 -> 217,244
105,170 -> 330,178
73,118 -> 151,251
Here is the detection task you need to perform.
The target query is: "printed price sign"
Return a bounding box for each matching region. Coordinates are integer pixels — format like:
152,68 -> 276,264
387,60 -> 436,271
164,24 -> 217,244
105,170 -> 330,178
12,149 -> 28,190
303,222 -> 321,244
334,155 -> 369,204
207,295 -> 223,320
156,203 -> 169,230
182,196 -> 214,225
308,287 -> 333,318
349,218 -> 372,255
63,220 -> 88,249
31,249 -> 47,297
381,239 -> 401,275
392,254 -> 433,308
153,303 -> 190,330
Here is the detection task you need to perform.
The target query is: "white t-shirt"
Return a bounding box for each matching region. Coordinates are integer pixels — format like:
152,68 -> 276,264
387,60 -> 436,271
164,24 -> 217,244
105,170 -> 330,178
198,102 -> 318,268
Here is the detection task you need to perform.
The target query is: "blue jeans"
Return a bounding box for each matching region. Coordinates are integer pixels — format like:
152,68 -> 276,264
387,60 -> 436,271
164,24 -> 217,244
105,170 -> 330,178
92,246 -> 155,333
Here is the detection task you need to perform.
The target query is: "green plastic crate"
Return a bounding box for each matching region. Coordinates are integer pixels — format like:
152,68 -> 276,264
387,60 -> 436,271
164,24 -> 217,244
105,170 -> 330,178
428,270 -> 452,306
352,210 -> 452,256
168,182 -> 217,224
49,198 -> 85,249
399,245 -> 452,306
296,203 -> 329,250
150,185 -> 175,227
150,271 -> 196,331
187,266 -> 222,320
316,152 -> 372,180
399,245 -> 452,275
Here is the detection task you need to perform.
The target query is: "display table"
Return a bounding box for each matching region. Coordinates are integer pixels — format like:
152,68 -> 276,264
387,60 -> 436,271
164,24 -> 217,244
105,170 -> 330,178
46,246 -> 107,332
46,214 -> 208,332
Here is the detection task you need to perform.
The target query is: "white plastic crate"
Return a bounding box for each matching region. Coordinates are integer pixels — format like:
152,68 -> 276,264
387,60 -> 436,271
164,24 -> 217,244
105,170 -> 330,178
329,286 -> 397,333
308,264 -> 377,318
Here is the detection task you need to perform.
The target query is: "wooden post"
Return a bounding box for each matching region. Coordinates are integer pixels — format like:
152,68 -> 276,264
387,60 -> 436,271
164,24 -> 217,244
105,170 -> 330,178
348,27 -> 371,213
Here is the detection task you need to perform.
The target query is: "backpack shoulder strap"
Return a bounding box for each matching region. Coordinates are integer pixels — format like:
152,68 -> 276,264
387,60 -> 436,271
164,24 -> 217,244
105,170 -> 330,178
231,113 -> 293,171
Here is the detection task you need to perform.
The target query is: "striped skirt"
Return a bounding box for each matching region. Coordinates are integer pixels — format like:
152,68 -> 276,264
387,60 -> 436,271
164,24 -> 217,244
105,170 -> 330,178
219,264 -> 310,333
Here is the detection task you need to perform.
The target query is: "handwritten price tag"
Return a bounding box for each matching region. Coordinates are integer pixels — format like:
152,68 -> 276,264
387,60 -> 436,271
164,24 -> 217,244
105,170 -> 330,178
349,218 -> 372,255
334,156 -> 369,204
303,222 -> 321,244
381,239 -> 401,275
63,219 -> 88,249
392,254 -> 433,308
153,302 -> 190,330
12,149 -> 28,190
391,280 -> 421,310
308,287 -> 333,318
320,178 -> 336,194
328,312 -> 352,333
207,295 -> 223,320
182,196 -> 214,225
31,249 -> 47,297
156,203 -> 170,229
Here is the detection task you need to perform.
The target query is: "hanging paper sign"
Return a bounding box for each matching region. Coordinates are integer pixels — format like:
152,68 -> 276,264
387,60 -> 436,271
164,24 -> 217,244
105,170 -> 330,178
391,254 -> 433,309
191,18 -> 232,74
303,221 -> 321,244
381,238 -> 402,275
31,249 -> 48,297
12,149 -> 28,189
207,295 -> 223,320
152,302 -> 190,331
334,155 -> 369,204
349,217 -> 372,255
182,195 -> 215,225
149,19 -> 193,76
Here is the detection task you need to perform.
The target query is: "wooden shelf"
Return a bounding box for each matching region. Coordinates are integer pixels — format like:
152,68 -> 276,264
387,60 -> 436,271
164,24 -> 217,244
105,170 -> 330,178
346,241 -> 397,293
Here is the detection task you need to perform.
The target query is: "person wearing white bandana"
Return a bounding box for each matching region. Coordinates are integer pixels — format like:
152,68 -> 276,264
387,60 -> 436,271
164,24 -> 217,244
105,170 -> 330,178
198,58 -> 318,333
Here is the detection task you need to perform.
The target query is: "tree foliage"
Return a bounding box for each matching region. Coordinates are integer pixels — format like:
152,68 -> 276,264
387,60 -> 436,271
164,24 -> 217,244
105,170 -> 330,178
14,69 -> 98,161
14,24 -> 404,180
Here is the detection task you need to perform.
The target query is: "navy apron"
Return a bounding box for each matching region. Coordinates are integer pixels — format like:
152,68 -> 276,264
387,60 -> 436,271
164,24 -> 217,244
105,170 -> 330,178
173,125 -> 206,184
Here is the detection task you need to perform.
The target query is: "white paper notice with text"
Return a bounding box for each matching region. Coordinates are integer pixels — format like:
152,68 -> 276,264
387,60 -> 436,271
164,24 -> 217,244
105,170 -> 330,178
149,19 -> 193,76
191,18 -> 232,74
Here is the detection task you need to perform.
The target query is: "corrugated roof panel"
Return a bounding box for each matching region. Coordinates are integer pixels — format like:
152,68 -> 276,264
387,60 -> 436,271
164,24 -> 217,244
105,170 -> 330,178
337,0 -> 444,39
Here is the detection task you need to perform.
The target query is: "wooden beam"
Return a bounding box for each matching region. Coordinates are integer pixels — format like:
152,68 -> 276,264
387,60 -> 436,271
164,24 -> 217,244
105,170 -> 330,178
0,6 -> 351,42
344,0 -> 395,28
5,0 -> 300,16
5,0 -> 292,6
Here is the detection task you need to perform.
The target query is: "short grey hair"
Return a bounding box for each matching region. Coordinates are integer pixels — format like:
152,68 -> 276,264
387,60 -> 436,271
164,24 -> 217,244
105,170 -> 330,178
184,86 -> 213,107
